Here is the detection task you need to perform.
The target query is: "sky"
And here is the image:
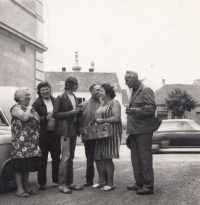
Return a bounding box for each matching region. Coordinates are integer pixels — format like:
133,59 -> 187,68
43,0 -> 200,90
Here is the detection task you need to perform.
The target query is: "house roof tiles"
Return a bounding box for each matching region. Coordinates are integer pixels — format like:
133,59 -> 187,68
44,72 -> 121,93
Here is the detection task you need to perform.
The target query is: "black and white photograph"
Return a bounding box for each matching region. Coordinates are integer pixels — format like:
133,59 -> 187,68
0,0 -> 200,204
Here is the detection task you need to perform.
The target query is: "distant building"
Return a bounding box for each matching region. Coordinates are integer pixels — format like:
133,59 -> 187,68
0,0 -> 47,98
155,84 -> 200,124
193,79 -> 200,85
45,70 -> 122,103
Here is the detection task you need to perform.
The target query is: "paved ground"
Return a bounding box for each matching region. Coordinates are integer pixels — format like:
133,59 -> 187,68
1,146 -> 200,205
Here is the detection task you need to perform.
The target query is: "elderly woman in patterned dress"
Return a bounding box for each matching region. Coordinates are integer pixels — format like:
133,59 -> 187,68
10,87 -> 42,197
93,83 -> 122,191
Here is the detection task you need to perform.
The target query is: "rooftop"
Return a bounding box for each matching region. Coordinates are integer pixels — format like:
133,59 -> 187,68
45,72 -> 121,93
155,84 -> 200,105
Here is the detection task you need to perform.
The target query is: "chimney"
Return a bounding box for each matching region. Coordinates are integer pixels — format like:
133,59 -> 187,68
62,67 -> 66,72
89,61 -> 94,72
162,79 -> 165,86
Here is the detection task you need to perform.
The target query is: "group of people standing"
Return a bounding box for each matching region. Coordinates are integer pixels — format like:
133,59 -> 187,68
10,70 -> 157,197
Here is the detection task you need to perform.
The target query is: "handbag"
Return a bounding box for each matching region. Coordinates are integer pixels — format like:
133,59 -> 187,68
153,117 -> 162,131
80,121 -> 111,142
126,135 -> 131,149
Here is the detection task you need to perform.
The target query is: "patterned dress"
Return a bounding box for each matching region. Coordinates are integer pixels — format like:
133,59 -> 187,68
11,104 -> 42,172
94,99 -> 122,159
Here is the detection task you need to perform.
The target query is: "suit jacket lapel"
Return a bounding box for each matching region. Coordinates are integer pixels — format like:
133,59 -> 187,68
74,94 -> 78,107
129,83 -> 144,107
63,92 -> 73,109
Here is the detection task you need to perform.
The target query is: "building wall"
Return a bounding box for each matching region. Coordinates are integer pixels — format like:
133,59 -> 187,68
0,32 -> 35,92
0,0 -> 46,99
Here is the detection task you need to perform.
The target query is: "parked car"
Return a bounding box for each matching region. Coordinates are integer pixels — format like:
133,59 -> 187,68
0,107 -> 16,193
152,119 -> 200,152
0,86 -> 19,193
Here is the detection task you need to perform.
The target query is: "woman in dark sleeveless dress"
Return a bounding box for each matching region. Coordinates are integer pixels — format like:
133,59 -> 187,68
93,83 -> 122,191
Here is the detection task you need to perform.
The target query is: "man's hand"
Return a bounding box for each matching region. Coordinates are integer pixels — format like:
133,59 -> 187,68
70,108 -> 82,115
125,108 -> 138,115
46,112 -> 53,120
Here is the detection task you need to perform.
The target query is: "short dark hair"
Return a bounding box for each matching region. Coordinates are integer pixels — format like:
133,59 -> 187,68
125,70 -> 138,79
89,83 -> 100,92
65,76 -> 78,90
101,83 -> 116,99
37,81 -> 51,96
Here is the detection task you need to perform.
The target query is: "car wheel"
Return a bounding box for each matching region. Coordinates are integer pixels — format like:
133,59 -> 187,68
152,143 -> 160,153
0,161 -> 16,193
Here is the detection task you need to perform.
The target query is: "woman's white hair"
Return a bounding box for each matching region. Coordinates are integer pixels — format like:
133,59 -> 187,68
14,87 -> 30,102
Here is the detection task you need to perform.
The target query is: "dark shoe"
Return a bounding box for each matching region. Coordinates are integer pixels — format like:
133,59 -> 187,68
127,183 -> 142,191
39,185 -> 46,190
136,187 -> 154,195
84,181 -> 93,187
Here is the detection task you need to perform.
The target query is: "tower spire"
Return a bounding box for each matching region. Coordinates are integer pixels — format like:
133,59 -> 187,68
72,51 -> 82,72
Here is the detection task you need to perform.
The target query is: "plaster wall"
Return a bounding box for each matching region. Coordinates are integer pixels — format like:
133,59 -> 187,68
0,32 -> 35,93
0,0 -> 36,40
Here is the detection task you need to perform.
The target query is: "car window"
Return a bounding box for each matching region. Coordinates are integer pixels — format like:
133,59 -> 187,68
187,121 -> 200,131
182,122 -> 194,130
0,110 -> 9,126
158,122 -> 183,131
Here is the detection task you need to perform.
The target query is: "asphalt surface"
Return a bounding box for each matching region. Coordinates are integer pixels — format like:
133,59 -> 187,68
1,146 -> 200,205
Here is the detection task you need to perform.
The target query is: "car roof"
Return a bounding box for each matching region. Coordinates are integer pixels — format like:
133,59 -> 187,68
162,119 -> 194,123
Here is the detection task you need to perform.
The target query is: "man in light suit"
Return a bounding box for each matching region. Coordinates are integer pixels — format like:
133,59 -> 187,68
79,84 -> 101,186
125,70 -> 156,195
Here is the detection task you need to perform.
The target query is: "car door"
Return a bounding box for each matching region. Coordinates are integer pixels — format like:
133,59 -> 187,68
178,121 -> 200,146
0,107 -> 12,174
164,122 -> 184,146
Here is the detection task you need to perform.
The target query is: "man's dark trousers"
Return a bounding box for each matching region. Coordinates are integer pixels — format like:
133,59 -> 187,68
38,131 -> 61,186
84,139 -> 96,183
130,133 -> 154,189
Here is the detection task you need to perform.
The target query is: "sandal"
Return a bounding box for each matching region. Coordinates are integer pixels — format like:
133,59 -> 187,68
68,184 -> 84,190
59,186 -> 72,194
93,182 -> 106,188
100,185 -> 115,191
16,191 -> 30,197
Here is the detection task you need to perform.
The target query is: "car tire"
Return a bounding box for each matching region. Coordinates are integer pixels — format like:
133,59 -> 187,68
0,161 -> 16,194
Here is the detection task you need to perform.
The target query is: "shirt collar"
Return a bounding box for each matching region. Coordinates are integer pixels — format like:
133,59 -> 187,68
91,97 -> 100,103
133,81 -> 141,92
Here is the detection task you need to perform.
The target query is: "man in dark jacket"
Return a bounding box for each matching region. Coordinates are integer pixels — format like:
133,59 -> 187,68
125,70 -> 156,195
53,76 -> 83,194
32,81 -> 61,190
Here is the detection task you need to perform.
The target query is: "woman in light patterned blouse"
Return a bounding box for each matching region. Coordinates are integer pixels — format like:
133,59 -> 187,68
10,87 -> 41,197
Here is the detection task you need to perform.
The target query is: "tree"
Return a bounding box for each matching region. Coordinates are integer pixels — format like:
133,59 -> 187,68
165,88 -> 197,119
